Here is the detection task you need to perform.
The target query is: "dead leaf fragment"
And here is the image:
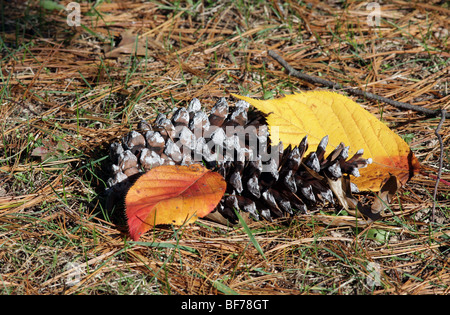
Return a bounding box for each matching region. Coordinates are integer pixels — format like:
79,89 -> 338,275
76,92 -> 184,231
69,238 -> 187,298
104,30 -> 164,58
105,30 -> 205,77
343,174 -> 399,222
31,138 -> 69,161
361,175 -> 399,220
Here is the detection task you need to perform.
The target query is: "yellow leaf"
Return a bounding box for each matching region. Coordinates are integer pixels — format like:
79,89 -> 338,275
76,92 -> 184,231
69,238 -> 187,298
233,91 -> 420,191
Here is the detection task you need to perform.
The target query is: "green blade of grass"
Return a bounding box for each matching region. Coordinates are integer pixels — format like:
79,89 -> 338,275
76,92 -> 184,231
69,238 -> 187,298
211,279 -> 240,295
233,209 -> 267,261
132,241 -> 198,254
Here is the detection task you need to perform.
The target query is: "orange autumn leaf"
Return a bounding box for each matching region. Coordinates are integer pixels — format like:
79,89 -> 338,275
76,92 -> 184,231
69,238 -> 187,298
125,164 -> 226,241
233,91 -> 421,191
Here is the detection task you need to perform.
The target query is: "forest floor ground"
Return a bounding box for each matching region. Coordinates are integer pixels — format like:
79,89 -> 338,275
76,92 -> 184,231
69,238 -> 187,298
0,0 -> 449,295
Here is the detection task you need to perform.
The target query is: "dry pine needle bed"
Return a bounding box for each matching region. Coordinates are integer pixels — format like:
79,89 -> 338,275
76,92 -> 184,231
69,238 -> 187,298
0,0 -> 449,295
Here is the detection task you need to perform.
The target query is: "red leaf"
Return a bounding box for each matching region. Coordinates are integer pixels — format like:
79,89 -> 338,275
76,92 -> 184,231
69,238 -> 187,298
125,164 -> 226,240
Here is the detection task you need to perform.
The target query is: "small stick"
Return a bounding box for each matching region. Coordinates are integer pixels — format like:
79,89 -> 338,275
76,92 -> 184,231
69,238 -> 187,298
267,50 -> 450,118
431,109 -> 446,222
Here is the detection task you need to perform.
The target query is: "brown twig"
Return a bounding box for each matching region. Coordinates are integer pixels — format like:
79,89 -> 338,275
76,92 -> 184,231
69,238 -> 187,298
431,109 -> 446,222
267,50 -> 450,118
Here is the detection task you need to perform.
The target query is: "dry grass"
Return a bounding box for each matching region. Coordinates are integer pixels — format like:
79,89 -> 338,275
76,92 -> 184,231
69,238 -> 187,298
0,0 -> 449,295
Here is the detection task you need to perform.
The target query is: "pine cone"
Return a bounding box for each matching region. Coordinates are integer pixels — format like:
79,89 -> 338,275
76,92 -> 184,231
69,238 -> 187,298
106,97 -> 371,225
